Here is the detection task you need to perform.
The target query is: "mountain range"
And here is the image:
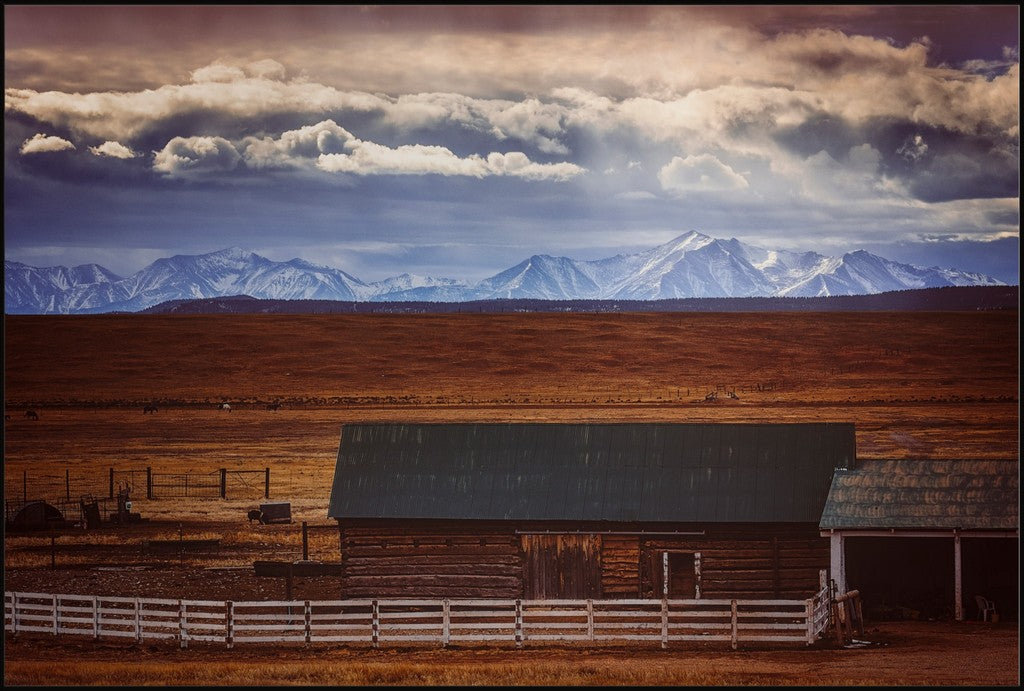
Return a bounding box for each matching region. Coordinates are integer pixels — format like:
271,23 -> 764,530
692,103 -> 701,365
4,231 -> 1007,314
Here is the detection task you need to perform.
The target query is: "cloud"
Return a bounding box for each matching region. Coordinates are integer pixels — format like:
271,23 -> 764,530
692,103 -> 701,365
153,136 -> 241,176
88,140 -> 137,159
317,139 -> 584,181
20,133 -> 75,154
240,119 -> 353,170
658,154 -> 749,193
896,133 -> 929,163
235,119 -> 585,181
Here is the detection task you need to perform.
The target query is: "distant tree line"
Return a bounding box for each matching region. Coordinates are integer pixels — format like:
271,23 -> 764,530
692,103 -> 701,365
136,285 -> 1019,315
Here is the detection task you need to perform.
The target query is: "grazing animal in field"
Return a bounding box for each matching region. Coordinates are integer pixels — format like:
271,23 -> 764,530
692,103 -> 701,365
143,405 -> 158,414
219,403 -> 231,412
266,402 -> 280,411
24,410 -> 39,420
247,509 -> 264,524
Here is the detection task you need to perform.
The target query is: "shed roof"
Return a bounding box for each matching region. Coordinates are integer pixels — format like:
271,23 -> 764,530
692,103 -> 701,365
328,422 -> 855,523
818,459 -> 1019,531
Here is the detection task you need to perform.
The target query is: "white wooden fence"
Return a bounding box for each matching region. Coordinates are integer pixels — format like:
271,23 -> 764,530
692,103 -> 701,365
5,589 -> 832,649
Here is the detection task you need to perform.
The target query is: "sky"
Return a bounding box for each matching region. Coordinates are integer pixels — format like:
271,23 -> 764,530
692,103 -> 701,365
3,4 -> 1020,284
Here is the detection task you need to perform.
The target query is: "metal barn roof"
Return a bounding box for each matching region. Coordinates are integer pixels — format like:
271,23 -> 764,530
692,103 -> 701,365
819,459 -> 1019,531
328,422 -> 855,523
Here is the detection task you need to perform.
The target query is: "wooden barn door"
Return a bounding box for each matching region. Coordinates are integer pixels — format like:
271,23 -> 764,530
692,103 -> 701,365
521,534 -> 602,599
648,550 -> 700,598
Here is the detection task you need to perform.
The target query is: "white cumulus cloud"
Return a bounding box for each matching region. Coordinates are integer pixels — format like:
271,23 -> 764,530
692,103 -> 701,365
658,154 -> 749,193
153,136 -> 241,176
88,140 -> 137,159
20,133 -> 75,154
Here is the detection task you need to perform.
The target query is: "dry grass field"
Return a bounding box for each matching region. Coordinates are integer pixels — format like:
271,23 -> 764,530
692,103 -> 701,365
3,310 -> 1020,685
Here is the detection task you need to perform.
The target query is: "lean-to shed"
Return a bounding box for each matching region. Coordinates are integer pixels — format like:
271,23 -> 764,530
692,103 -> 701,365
820,459 -> 1019,621
328,422 -> 855,600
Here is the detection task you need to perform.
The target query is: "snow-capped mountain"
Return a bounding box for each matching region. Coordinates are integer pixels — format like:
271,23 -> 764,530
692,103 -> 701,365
4,232 -> 1006,314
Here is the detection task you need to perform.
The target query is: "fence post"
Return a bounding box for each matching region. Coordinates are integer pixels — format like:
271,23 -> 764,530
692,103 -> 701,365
135,597 -> 142,643
93,596 -> 100,639
661,598 -> 668,649
730,599 -> 738,650
265,468 -> 270,499
304,600 -> 311,645
52,594 -> 58,635
146,467 -> 153,500
586,599 -> 594,642
12,592 -> 19,636
109,468 -> 114,499
805,598 -> 814,645
179,600 -> 188,649
515,599 -> 523,648
220,469 -> 227,499
442,599 -> 450,647
225,601 -> 233,648
371,599 -> 379,649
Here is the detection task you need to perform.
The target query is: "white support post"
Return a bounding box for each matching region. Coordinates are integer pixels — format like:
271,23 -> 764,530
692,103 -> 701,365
93,596 -> 99,639
52,595 -> 58,635
829,533 -> 847,594
12,592 -> 19,636
226,601 -> 233,649
953,533 -> 963,622
586,599 -> 594,642
135,598 -> 142,642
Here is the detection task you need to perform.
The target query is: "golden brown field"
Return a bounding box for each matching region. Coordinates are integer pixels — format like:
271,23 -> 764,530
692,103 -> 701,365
3,310 -> 1020,685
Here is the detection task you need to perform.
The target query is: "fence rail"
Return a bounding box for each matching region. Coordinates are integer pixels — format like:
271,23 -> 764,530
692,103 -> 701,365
5,589 -> 832,649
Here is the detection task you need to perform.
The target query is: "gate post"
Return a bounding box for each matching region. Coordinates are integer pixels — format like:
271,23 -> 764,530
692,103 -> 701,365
805,598 -> 814,645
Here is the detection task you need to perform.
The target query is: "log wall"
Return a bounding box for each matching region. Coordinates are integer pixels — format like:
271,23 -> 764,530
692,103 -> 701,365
337,520 -> 828,600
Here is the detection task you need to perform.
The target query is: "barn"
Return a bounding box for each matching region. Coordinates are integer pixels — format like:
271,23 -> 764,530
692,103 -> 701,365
819,459 -> 1019,622
327,422 -> 855,600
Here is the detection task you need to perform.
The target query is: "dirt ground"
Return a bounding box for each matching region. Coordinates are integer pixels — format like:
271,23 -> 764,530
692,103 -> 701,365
3,615 -> 1019,686
3,543 -> 1020,686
